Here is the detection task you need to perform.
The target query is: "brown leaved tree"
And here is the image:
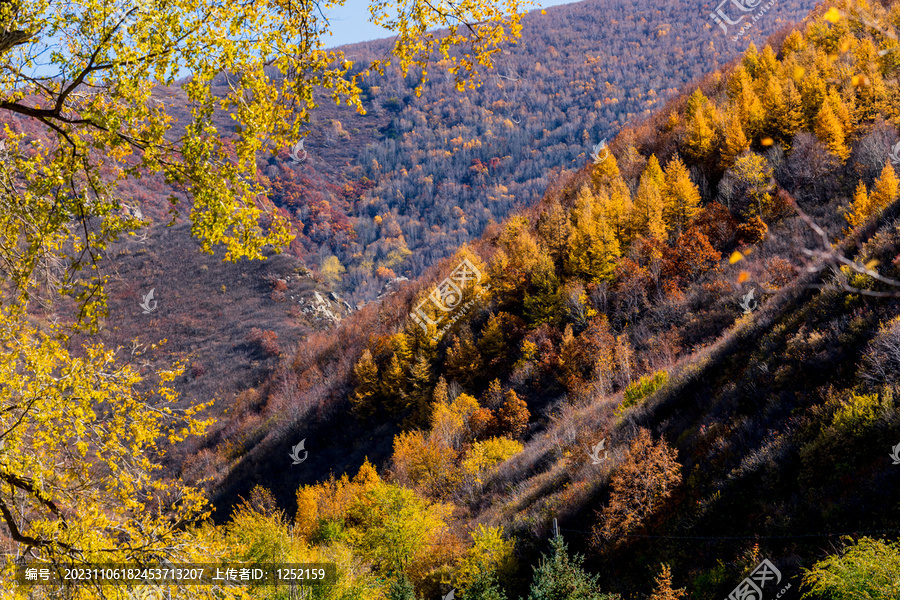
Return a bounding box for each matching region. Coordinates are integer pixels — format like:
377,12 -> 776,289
591,428 -> 681,545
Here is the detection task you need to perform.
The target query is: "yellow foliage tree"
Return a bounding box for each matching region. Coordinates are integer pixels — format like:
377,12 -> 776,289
662,156 -> 702,235
721,110 -> 750,168
814,99 -> 851,161
869,161 -> 900,214
0,311 -> 216,590
455,525 -> 517,593
846,180 -> 872,229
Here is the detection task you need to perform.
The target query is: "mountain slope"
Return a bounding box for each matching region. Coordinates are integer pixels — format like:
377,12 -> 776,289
184,0 -> 900,598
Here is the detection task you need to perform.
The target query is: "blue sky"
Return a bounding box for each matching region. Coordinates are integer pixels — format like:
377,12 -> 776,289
321,0 -> 581,48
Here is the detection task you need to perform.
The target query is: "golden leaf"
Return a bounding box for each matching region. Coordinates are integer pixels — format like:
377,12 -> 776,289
729,251 -> 744,264
824,7 -> 841,22
738,271 -> 750,283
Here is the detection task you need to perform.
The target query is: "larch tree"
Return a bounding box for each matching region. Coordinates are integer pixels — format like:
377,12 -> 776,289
721,110 -> 751,168
648,564 -> 686,600
868,161 -> 899,214
814,99 -> 851,161
631,168 -> 667,241
846,180 -> 872,229
662,156 -> 702,236
684,88 -> 718,162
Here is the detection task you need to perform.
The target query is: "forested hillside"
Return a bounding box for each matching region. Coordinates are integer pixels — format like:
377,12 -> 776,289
266,0 -> 823,300
0,0 -> 818,302
186,0 -> 900,598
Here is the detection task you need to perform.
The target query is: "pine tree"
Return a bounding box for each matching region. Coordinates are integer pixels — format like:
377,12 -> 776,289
433,376 -> 450,406
684,89 -> 717,162
826,89 -> 854,139
758,45 -> 779,77
607,183 -> 634,243
759,76 -> 784,141
524,253 -> 563,326
590,152 -> 621,190
387,573 -> 417,600
482,378 -> 504,410
685,108 -> 716,162
462,569 -> 507,600
869,161 -> 899,213
526,535 -> 620,600
846,180 -> 871,228
648,564 -> 686,600
662,156 -> 702,236
445,329 -> 484,390
781,30 -> 806,56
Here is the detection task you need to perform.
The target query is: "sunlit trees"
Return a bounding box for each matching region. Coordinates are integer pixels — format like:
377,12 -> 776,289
815,98 -> 851,161
456,525 -> 516,592
801,537 -> 900,599
868,161 -> 899,214
846,163 -> 899,229
718,152 -> 775,216
648,564 -> 686,600
846,180 -> 872,229
0,310 -> 215,584
662,156 -> 702,236
496,389 -> 530,437
631,156 -> 667,240
346,482 -> 451,575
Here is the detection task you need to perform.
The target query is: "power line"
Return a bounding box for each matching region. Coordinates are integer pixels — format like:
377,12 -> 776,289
557,527 -> 900,540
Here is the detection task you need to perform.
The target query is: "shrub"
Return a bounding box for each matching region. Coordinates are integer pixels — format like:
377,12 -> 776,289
801,537 -> 900,599
248,327 -> 280,357
860,317 -> 900,389
622,370 -> 669,409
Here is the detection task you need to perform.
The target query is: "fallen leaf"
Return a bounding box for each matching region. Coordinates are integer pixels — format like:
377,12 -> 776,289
730,251 -> 744,264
